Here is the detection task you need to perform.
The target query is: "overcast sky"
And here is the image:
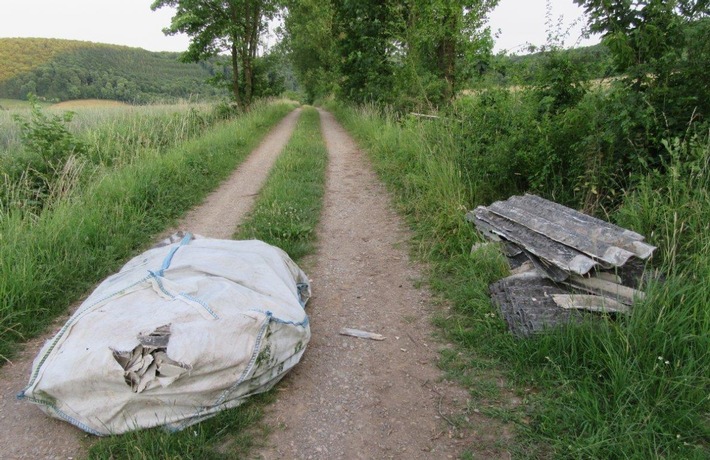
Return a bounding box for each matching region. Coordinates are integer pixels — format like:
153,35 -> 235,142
489,0 -> 599,53
0,0 -> 190,52
0,0 -> 599,54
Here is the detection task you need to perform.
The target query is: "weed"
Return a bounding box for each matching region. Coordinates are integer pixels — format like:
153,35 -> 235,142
235,107 -> 327,261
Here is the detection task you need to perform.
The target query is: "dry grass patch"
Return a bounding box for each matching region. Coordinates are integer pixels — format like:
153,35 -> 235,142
51,99 -> 130,109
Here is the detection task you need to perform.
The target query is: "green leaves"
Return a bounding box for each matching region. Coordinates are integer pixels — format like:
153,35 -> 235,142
282,0 -> 339,102
12,98 -> 86,163
152,0 -> 279,107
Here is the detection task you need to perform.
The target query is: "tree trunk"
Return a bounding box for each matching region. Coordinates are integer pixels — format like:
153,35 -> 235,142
242,0 -> 261,107
242,45 -> 252,106
231,41 -> 242,109
437,5 -> 458,100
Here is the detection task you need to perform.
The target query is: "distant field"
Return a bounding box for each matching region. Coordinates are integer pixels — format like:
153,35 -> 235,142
1,98 -> 131,110
51,99 -> 130,109
0,99 -> 212,154
0,98 -> 44,110
460,76 -> 617,97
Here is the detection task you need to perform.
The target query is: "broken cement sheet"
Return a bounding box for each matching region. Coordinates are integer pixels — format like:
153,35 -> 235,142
19,234 -> 311,435
339,328 -> 386,341
112,324 -> 192,394
468,194 -> 656,337
490,271 -> 587,338
467,193 -> 655,280
551,294 -> 630,315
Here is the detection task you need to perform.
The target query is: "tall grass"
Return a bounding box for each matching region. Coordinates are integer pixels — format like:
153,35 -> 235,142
86,106 -> 327,459
1,101 -> 213,153
1,101 -> 244,218
326,101 -> 710,458
513,136 -> 710,455
0,101 -> 297,362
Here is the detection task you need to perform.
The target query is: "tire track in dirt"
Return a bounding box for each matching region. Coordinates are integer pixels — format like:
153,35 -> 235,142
0,108 -> 301,460
163,108 -> 303,239
254,110 -> 504,459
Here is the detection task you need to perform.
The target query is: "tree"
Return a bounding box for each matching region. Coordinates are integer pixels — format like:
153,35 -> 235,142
573,0 -> 710,169
282,0 -> 339,102
393,0 -> 498,106
333,0 -> 397,104
328,0 -> 497,106
251,44 -> 293,98
401,1 -> 498,99
151,0 -> 279,108
573,0 -> 708,83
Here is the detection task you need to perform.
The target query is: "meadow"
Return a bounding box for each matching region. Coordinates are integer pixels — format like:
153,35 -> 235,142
2,99 -> 213,156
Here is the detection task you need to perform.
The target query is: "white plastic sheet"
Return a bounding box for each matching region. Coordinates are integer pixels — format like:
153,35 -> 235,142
19,234 -> 311,435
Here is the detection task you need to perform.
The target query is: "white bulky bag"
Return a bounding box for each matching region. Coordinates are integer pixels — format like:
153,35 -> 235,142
19,233 -> 311,435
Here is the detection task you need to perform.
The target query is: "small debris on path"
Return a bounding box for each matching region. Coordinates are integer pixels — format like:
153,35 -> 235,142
339,328 -> 386,341
254,110 -> 510,459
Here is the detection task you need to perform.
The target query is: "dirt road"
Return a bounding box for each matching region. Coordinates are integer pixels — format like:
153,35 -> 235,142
0,109 -> 301,460
254,110 -> 498,459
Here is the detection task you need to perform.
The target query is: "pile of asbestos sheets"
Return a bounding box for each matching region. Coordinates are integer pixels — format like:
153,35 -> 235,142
466,194 -> 656,337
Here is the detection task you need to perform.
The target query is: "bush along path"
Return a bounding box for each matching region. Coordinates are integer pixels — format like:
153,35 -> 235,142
253,110 -> 512,459
0,104 -> 301,460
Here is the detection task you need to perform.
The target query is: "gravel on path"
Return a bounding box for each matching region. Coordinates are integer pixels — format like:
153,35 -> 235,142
163,108 -> 302,239
254,110 -> 505,460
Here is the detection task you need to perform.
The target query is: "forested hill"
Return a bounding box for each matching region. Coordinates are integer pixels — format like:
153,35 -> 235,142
506,43 -> 612,78
0,38 -> 228,103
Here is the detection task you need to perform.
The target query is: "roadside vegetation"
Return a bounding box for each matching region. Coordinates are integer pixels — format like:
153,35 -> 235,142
85,106 -> 327,459
326,99 -> 709,458
300,1 -> 710,457
0,99 -> 297,362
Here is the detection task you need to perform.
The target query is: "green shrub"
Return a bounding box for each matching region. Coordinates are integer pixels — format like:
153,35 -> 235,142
12,97 -> 87,166
9,97 -> 87,206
